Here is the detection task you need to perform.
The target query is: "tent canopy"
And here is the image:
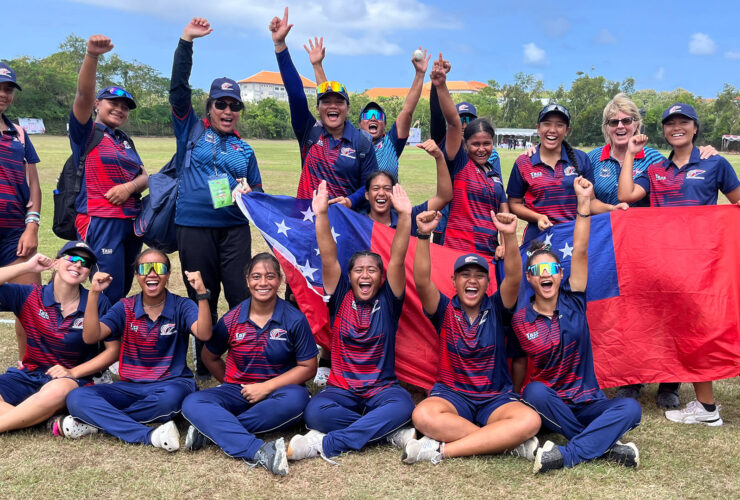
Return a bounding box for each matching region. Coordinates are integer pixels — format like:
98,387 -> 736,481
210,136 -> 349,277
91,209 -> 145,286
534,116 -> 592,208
495,128 -> 537,137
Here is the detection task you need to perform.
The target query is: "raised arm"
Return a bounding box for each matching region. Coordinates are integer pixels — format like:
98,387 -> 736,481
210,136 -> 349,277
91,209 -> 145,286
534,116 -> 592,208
387,185 -> 412,298
492,212 -> 522,309
413,210 -> 442,314
83,272 -> 114,344
313,181 -> 342,295
304,37 -> 327,85
73,35 -> 114,124
432,55 -> 462,159
570,177 -> 592,292
185,270 -> 213,341
395,48 -> 430,139
0,253 -> 52,284
416,139 -> 452,211
618,134 -> 649,204
170,17 -> 213,116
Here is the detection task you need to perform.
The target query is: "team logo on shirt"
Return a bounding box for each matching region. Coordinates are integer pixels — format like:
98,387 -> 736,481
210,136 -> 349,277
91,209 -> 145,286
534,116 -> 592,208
493,177 -> 503,184
479,310 -> 488,325
204,131 -> 217,143
686,169 -> 706,180
563,166 -> 577,176
72,318 -> 84,329
527,330 -> 539,340
160,323 -> 176,336
371,300 -> 381,315
340,146 -> 356,159
230,144 -> 243,152
655,174 -> 667,181
316,139 -> 323,146
375,141 -> 383,150
235,331 -> 246,341
38,309 -> 50,320
102,248 -> 113,255
130,324 -> 139,332
530,172 -> 542,179
122,140 -> 132,149
269,328 -> 287,341
600,167 -> 611,178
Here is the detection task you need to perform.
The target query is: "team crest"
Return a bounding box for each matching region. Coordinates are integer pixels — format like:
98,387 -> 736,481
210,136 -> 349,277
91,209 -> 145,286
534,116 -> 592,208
340,146 -> 356,159
160,323 -> 176,336
686,169 -> 705,180
38,309 -> 49,320
130,324 -> 138,332
600,167 -> 611,178
563,166 -> 577,176
668,105 -> 682,115
235,331 -> 246,341
371,300 -> 381,315
123,140 -> 131,149
269,328 -> 287,341
479,310 -> 489,325
72,318 -> 84,329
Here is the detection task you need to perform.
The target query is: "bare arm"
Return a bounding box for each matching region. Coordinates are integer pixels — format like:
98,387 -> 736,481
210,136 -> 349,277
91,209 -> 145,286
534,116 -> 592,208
73,35 -> 114,124
83,272 -> 114,344
396,48 -> 430,138
508,197 -> 552,231
17,162 -> 41,257
413,211 -> 442,314
570,177 -> 592,292
387,185 -> 412,298
0,253 -> 51,284
511,357 -> 527,394
304,37 -> 327,85
185,270 -> 213,341
493,212 -> 522,309
617,134 -> 649,204
202,348 -> 225,383
417,140 -> 452,211
313,181 -> 341,295
431,55 -> 462,159
67,341 -> 120,379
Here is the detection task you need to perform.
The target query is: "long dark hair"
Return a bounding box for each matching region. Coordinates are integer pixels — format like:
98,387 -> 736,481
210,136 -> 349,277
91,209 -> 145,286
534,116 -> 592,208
562,140 -> 581,176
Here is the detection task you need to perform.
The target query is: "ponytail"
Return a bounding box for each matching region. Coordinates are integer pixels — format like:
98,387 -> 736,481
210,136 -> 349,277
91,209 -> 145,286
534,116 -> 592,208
562,140 -> 580,176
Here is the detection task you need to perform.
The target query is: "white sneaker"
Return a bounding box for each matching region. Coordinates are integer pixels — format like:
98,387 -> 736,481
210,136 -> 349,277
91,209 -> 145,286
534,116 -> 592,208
665,400 -> 723,427
150,421 -> 181,452
313,367 -> 330,388
402,436 -> 442,465
385,426 -> 416,449
287,429 -> 325,461
510,436 -> 539,461
92,370 -> 114,385
108,361 -> 120,376
61,415 -> 98,439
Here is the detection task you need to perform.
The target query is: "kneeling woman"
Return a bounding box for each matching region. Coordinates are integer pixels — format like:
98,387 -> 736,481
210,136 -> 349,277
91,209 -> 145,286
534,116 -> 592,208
181,253 -> 318,476
0,243 -> 118,433
403,210 -> 541,464
511,177 -> 641,474
58,249 -> 212,452
287,180 -> 415,462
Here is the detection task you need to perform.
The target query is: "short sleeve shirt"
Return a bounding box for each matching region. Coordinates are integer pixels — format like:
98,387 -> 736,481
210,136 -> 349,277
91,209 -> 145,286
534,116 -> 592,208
588,144 -> 665,207
0,115 -> 40,228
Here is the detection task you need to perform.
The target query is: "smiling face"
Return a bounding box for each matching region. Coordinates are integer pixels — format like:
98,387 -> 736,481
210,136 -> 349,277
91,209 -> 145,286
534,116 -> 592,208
360,107 -> 386,140
453,265 -> 489,310
0,82 -> 15,114
247,260 -> 282,304
95,98 -> 130,129
606,111 -> 639,148
526,254 -> 563,301
537,113 -> 570,152
135,252 -> 170,299
365,173 -> 394,218
55,252 -> 92,286
317,94 -> 349,135
209,97 -> 241,134
663,116 -> 697,148
349,254 -> 383,301
465,131 -> 494,167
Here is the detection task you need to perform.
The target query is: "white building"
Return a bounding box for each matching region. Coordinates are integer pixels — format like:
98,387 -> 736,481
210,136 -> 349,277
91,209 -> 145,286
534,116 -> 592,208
238,71 -> 317,103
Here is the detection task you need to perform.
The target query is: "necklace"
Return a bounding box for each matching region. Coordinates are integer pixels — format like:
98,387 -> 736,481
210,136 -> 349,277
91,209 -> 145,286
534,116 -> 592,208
55,292 -> 81,313
143,298 -> 165,309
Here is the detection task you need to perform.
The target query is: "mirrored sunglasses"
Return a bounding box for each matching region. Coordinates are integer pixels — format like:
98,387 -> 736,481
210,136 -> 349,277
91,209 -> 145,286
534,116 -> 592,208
361,109 -> 385,121
61,254 -> 92,268
136,262 -> 169,276
317,81 -> 346,94
108,87 -> 133,100
527,262 -> 561,276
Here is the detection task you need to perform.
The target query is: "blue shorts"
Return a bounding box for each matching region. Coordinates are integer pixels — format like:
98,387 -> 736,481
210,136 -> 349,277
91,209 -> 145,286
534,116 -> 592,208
0,367 -> 88,406
429,383 -> 520,426
0,227 -> 24,267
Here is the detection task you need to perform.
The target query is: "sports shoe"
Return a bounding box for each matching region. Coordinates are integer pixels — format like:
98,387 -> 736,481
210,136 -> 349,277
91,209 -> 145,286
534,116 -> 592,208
615,384 -> 643,400
385,426 -> 416,449
313,367 -> 331,388
402,436 -> 442,465
184,424 -> 210,451
287,429 -> 325,461
47,414 -> 66,437
656,383 -> 681,409
253,438 -> 289,476
108,361 -> 120,376
509,436 -> 539,461
150,421 -> 181,452
60,415 -> 98,439
533,440 -> 564,474
92,370 -> 114,385
665,400 -> 723,427
603,440 -> 639,468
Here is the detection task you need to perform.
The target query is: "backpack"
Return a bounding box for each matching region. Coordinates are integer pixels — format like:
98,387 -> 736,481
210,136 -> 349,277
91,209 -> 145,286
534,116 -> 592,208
134,119 -> 205,253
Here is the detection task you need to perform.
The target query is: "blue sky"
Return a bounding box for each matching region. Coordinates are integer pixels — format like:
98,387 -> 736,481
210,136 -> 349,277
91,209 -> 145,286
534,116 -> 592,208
5,0 -> 739,97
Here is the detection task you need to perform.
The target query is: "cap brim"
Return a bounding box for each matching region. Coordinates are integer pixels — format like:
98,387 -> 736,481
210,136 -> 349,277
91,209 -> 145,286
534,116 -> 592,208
101,96 -> 137,110
209,90 -> 243,103
454,262 -> 489,274
0,79 -> 21,91
61,248 -> 98,267
318,91 -> 350,103
662,112 -> 696,124
539,110 -> 570,125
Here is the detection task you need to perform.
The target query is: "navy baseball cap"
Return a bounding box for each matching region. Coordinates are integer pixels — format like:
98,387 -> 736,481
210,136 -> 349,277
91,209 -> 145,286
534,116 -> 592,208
57,240 -> 98,266
538,103 -> 570,126
360,101 -> 386,122
97,86 -> 136,110
0,62 -> 21,90
317,81 -> 350,104
453,253 -> 489,274
209,77 -> 242,102
662,103 -> 698,123
456,102 -> 477,117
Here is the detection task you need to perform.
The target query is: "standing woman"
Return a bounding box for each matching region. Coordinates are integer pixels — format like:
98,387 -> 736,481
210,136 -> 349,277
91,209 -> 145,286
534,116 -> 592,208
0,62 -> 42,360
511,177 -> 642,474
70,36 -> 148,304
171,18 -> 263,379
181,253 -> 318,476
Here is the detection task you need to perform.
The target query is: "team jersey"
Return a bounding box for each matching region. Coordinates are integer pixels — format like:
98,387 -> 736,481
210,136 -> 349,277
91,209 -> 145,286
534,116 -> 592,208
326,273 -> 404,398
101,291 -> 198,382
588,144 -> 664,207
0,283 -> 110,372
428,291 -> 515,399
507,145 -> 594,244
634,147 -> 740,207
0,114 -> 40,228
372,122 -> 407,179
206,298 -> 318,385
510,281 -> 605,405
69,112 -> 143,219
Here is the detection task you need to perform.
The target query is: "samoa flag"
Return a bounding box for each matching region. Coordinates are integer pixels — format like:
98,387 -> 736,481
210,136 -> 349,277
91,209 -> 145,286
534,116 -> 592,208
237,192 -> 496,390
507,205 -> 740,388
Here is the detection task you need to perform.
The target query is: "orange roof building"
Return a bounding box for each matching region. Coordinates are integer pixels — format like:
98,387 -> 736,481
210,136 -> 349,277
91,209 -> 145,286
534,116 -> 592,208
363,81 -> 488,99
237,71 -> 316,103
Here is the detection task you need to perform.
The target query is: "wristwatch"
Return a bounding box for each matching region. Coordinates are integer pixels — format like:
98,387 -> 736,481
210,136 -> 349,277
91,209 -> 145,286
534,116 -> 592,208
196,289 -> 211,301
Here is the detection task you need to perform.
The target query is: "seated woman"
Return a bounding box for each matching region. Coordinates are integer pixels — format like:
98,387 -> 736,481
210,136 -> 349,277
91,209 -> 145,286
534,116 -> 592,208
180,253 -> 318,476
287,180 -> 415,462
403,210 -> 541,464
56,248 -> 212,452
511,176 -> 641,474
0,243 -> 118,433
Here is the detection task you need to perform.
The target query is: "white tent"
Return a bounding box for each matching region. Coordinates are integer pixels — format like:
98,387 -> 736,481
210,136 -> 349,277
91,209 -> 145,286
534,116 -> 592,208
721,134 -> 740,150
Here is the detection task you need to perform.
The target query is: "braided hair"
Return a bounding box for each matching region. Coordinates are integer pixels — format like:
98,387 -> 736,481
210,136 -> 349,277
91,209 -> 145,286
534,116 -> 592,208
525,240 -> 560,269
561,140 -> 581,176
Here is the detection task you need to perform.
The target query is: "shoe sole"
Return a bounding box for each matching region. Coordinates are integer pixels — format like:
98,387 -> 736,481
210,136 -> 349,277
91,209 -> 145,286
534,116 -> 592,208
665,415 -> 723,426
606,442 -> 640,468
185,426 -> 205,451
272,438 -> 289,476
533,441 -> 555,475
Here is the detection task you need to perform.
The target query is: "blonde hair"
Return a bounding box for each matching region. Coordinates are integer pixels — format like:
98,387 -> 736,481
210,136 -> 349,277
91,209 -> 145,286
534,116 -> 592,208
602,93 -> 642,145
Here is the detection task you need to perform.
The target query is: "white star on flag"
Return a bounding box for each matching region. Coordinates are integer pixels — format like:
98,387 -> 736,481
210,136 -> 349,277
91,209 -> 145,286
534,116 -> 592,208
559,241 -> 573,258
275,219 -> 291,236
298,259 -> 318,280
300,207 -> 315,223
314,248 -> 321,256
544,233 -> 554,246
331,226 -> 340,242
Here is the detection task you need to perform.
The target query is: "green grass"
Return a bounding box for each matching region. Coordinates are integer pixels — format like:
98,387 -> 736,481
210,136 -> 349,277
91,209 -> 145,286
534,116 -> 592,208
1,136 -> 739,499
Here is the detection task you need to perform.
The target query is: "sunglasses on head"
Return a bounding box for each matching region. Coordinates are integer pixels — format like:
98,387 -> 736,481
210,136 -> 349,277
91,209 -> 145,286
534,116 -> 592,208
361,109 -> 385,121
136,262 -> 169,276
214,100 -> 244,112
108,87 -> 133,100
606,117 -> 636,127
527,262 -> 561,276
317,81 -> 346,94
61,254 -> 92,269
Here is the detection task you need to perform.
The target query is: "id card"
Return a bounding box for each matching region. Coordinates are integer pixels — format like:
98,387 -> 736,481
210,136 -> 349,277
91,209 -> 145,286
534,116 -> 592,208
208,174 -> 233,209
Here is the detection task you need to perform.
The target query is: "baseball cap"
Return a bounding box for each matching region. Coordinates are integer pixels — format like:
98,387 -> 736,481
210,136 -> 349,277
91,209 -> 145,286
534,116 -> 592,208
453,253 -> 489,274
209,77 -> 242,102
456,102 -> 477,118
317,81 -> 350,104
0,62 -> 21,90
662,103 -> 698,123
96,86 -> 137,110
538,103 -> 570,126
57,240 -> 98,267
360,101 -> 386,121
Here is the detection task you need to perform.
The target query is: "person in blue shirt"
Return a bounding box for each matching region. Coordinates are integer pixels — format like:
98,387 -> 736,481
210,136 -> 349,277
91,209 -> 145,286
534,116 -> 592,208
618,103 -> 740,427
170,18 -> 263,381
511,176 -> 642,474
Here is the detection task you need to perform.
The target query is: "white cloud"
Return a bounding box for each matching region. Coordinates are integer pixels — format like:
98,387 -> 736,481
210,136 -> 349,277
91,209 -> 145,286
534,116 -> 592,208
654,67 -> 665,80
71,0 -> 456,56
542,17 -> 570,38
593,29 -> 616,45
523,42 -> 547,65
688,33 -> 716,55
725,51 -> 740,60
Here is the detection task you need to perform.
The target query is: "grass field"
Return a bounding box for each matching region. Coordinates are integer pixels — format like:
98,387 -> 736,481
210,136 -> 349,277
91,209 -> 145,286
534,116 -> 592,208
1,136 -> 739,499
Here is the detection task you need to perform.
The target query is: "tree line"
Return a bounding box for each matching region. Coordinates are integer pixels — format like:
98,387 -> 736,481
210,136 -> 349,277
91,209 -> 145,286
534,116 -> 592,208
4,35 -> 739,149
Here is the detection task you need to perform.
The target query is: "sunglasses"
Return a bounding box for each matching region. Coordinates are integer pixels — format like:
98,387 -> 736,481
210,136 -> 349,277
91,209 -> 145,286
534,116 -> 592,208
136,262 -> 169,276
460,115 -> 473,125
61,254 -> 92,269
214,100 -> 244,112
361,109 -> 385,121
527,262 -> 562,276
606,117 -> 636,127
317,81 -> 347,94
108,87 -> 133,100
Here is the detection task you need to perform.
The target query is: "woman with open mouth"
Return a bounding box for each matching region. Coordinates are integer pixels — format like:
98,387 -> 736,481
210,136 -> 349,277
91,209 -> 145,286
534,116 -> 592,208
618,103 -> 740,428
180,252 -> 318,476
56,248 -> 212,453
0,241 -> 118,434
402,209 -> 541,465
171,17 -> 264,382
511,176 -> 642,474
286,180 -> 415,463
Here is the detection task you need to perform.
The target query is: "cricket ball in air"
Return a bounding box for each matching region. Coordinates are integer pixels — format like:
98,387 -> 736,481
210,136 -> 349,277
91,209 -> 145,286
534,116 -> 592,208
413,49 -> 424,61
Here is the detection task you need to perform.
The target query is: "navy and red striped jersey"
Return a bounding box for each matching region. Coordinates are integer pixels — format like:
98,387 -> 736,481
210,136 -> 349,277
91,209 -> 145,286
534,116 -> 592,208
101,291 -> 198,382
428,291 -> 515,399
510,282 -> 605,404
635,147 -> 740,207
0,282 -> 110,372
0,114 -> 40,229
206,298 -> 318,385
326,273 -> 403,398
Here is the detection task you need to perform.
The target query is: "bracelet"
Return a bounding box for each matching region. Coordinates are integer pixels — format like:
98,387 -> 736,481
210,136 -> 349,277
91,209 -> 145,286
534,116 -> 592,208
85,52 -> 98,60
26,211 -> 41,218
25,218 -> 40,226
123,182 -> 133,194
577,212 -> 591,218
196,289 -> 211,301
416,232 -> 432,240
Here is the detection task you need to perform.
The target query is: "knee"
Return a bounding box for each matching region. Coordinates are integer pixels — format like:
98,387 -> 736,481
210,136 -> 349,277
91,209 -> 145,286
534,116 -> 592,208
517,405 -> 542,437
303,397 -> 326,429
411,403 -> 438,433
619,398 -> 642,426
65,387 -> 89,411
39,382 -> 74,406
522,381 -> 550,404
181,392 -> 209,419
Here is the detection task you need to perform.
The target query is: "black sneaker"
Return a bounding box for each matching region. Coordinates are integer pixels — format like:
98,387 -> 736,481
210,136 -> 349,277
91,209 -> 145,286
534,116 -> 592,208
603,441 -> 639,468
533,440 -> 564,474
184,424 -> 210,451
615,384 -> 643,400
657,383 -> 681,409
253,438 -> 289,476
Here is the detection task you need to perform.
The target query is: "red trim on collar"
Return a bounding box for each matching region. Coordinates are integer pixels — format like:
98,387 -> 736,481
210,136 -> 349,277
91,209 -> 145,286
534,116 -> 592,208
203,118 -> 241,139
600,143 -> 645,162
